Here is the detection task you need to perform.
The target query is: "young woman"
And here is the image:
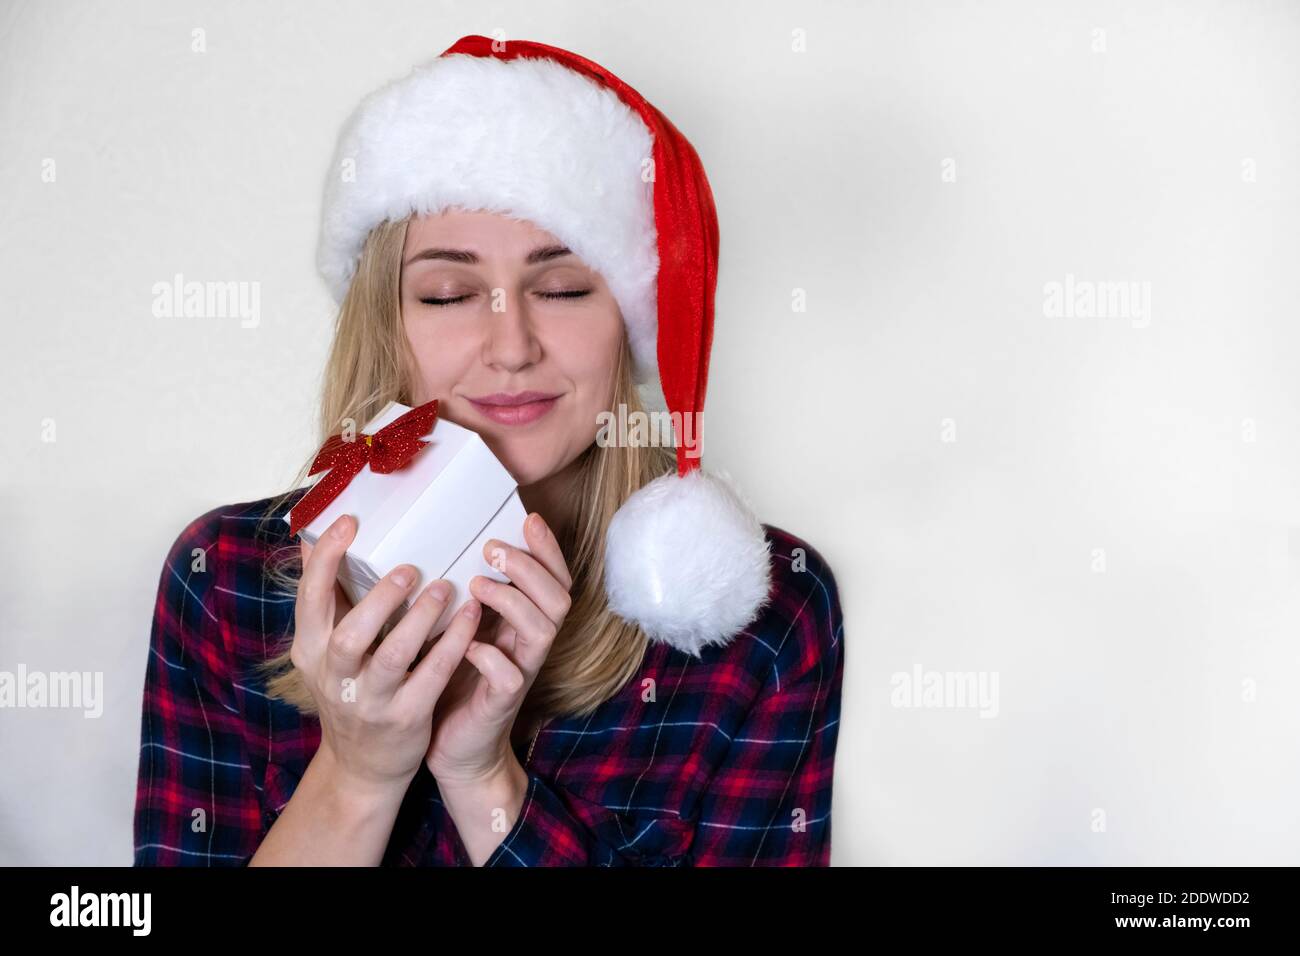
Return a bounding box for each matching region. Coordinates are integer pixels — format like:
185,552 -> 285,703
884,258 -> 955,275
133,36 -> 845,867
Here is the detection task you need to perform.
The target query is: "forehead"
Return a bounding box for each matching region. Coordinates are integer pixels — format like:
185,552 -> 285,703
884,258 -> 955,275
403,208 -> 560,257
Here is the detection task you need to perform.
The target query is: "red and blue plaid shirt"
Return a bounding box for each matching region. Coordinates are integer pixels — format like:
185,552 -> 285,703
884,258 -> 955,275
132,491 -> 845,866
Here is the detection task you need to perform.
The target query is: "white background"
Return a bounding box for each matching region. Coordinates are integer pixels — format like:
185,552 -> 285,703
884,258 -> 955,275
1,0 -> 1297,865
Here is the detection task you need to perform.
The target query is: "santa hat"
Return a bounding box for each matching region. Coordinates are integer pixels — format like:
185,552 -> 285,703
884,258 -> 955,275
316,35 -> 772,656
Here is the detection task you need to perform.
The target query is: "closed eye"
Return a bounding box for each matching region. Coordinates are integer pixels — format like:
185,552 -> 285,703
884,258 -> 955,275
419,290 -> 592,307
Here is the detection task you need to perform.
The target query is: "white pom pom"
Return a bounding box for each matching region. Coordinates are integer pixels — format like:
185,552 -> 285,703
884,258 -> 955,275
604,468 -> 773,656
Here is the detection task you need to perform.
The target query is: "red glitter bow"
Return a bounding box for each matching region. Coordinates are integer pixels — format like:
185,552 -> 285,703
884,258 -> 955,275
288,399 -> 440,537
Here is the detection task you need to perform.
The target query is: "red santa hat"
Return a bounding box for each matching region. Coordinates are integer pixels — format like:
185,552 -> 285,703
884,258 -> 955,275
315,35 -> 772,656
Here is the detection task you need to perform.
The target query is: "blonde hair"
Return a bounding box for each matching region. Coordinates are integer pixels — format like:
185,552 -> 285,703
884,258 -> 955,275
254,215 -> 676,732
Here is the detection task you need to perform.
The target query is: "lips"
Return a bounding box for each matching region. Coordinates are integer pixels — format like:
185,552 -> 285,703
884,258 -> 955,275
466,391 -> 562,426
469,391 -> 562,407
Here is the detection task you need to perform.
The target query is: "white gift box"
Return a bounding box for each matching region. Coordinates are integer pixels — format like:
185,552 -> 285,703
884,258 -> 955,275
285,400 -> 530,637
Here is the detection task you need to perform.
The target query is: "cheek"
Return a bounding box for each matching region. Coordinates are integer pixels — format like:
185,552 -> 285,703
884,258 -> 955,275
549,311 -> 623,392
404,313 -> 472,387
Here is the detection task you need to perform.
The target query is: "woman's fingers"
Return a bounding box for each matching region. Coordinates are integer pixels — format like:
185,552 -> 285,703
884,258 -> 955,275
400,597 -> 483,708
482,538 -> 572,623
521,513 -> 573,590
295,514 -> 355,639
462,640 -> 526,717
325,564 -> 421,682
301,536 -> 355,626
362,579 -> 454,698
468,575 -> 557,678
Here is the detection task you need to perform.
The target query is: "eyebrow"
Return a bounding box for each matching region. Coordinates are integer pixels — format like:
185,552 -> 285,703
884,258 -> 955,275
403,244 -> 574,267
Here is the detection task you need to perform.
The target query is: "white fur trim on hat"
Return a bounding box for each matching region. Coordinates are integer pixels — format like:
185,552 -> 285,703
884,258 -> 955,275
317,53 -> 661,385
604,469 -> 773,657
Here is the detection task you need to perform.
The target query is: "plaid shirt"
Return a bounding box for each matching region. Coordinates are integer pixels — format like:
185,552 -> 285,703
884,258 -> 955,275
132,491 -> 845,866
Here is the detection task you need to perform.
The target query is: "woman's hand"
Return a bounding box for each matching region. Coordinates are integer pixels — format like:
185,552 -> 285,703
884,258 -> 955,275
292,513 -> 482,799
424,512 -> 574,789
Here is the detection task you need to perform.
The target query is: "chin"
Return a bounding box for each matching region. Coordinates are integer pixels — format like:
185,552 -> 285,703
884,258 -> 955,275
505,458 -> 559,488
510,446 -> 585,488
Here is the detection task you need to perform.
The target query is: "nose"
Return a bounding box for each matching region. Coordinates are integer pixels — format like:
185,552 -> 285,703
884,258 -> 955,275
482,288 -> 544,372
